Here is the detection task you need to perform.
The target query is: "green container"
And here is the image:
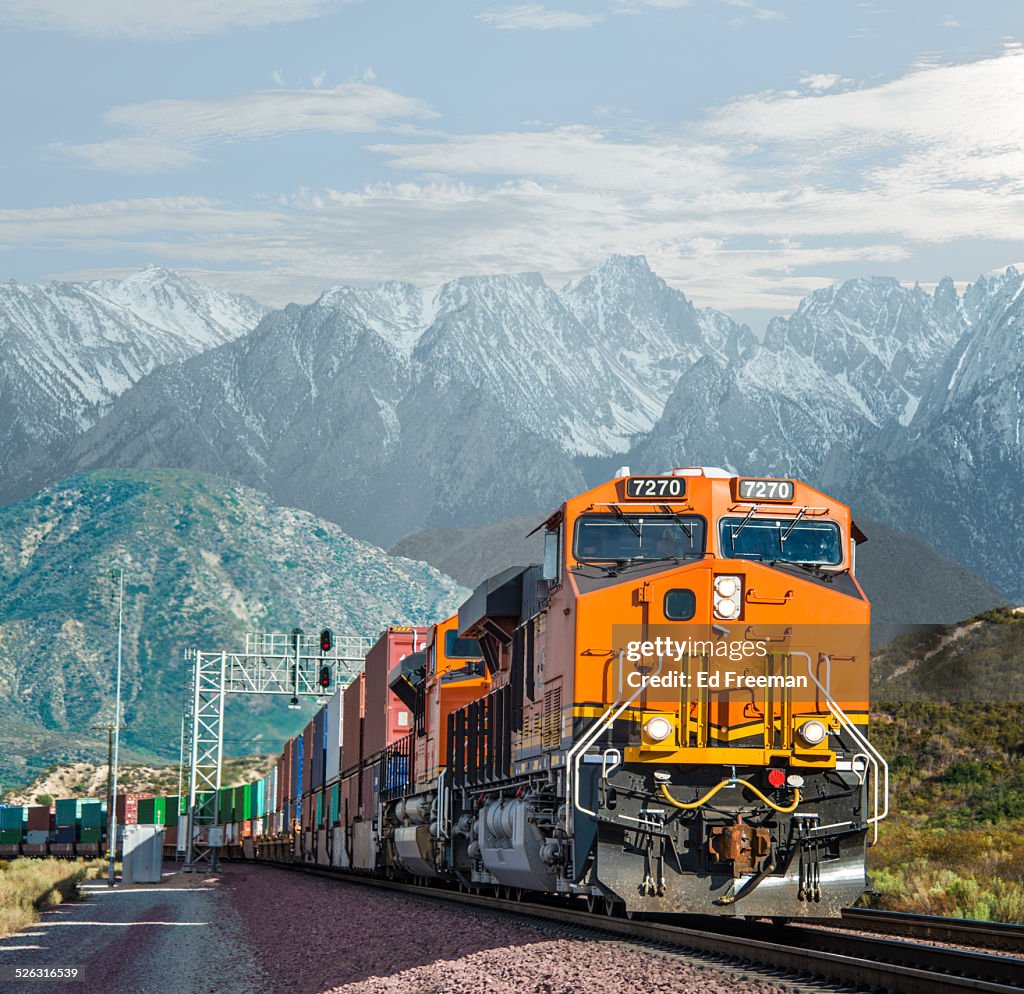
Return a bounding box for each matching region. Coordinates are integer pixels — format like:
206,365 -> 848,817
315,791 -> 322,827
0,829 -> 22,843
79,828 -> 102,843
218,787 -> 233,823
165,796 -> 180,822
255,780 -> 265,819
329,784 -> 338,825
0,806 -> 26,830
55,798 -> 82,827
80,801 -> 103,828
137,797 -> 156,824
151,797 -> 167,826
233,784 -> 252,821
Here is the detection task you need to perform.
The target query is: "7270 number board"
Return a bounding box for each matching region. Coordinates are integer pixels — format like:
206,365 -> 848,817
624,476 -> 686,499
736,478 -> 795,502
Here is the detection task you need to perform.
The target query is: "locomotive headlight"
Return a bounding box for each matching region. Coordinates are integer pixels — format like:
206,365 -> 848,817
643,716 -> 673,743
713,575 -> 742,619
714,575 -> 739,598
798,719 -> 827,746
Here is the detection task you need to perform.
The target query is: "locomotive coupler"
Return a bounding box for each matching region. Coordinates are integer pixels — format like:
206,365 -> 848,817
708,814 -> 771,878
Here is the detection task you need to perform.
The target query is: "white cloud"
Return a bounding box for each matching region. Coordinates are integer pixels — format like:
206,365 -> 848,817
17,46 -> 1024,313
311,71 -> 327,89
271,69 -> 286,86
476,4 -> 602,30
0,0 -> 353,39
56,83 -> 438,172
798,72 -> 851,92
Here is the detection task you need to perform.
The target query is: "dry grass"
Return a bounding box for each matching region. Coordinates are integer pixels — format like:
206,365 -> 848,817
0,858 -> 106,937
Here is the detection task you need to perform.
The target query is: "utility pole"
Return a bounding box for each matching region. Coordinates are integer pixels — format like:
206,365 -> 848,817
91,723 -> 126,871
107,567 -> 125,887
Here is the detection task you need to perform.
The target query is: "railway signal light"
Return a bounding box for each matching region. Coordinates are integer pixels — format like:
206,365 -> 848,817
290,627 -> 303,650
319,665 -> 331,689
320,628 -> 333,654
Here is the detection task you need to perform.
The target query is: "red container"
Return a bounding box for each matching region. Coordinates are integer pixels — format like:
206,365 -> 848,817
363,627 -> 428,759
341,772 -> 359,824
302,722 -> 314,799
341,673 -> 365,775
360,766 -> 376,822
114,792 -> 151,825
26,806 -> 50,831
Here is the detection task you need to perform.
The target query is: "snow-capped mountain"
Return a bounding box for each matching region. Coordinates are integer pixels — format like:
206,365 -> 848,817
824,268 -> 1024,597
315,255 -> 753,455
67,292 -> 587,546
7,255 -> 1022,597
633,276 -> 968,479
0,268 -> 267,503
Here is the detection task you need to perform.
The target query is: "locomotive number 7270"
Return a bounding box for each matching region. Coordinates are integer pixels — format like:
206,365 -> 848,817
625,477 -> 686,499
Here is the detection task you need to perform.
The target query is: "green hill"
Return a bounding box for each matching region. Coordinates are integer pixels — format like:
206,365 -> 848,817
0,469 -> 465,791
868,607 -> 1024,920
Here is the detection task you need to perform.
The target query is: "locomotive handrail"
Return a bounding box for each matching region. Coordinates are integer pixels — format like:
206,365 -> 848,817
796,651 -> 889,843
566,650 -> 664,831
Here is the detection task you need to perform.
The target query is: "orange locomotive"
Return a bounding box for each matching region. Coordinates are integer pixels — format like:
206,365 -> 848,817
357,467 -> 886,917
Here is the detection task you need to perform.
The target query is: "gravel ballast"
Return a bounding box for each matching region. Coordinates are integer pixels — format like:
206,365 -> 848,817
224,863 -> 792,994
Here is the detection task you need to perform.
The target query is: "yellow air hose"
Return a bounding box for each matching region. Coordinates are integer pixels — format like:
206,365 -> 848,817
660,779 -> 801,814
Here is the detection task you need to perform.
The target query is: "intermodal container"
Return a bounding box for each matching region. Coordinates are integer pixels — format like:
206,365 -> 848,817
54,826 -> 77,844
311,706 -> 326,791
325,687 -> 342,785
0,806 -> 26,831
302,722 -> 314,798
115,794 -> 144,825
363,627 -> 428,758
79,828 -> 102,844
55,799 -> 82,827
341,673 -> 365,775
219,787 -> 234,824
26,806 -> 50,831
80,801 -> 104,828
137,797 -> 156,824
329,783 -> 339,825
0,830 -> 22,844
292,734 -> 304,802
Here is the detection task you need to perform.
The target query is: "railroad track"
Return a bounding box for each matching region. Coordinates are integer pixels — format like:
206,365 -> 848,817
248,859 -> 1024,993
838,907 -> 1024,953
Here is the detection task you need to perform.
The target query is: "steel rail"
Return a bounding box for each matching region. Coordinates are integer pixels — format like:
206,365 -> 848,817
837,907 -> 1024,953
246,858 -> 1024,994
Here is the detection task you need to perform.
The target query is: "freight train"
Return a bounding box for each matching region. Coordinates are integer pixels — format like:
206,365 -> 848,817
252,467 -> 887,918
6,468 -> 888,919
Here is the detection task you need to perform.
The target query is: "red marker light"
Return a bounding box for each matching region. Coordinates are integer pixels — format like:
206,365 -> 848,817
767,768 -> 786,789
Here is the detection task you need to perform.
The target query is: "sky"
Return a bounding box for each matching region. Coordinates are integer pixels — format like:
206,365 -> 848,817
1,0 -> 1023,327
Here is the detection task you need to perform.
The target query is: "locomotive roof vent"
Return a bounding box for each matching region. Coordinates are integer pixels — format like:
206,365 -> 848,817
669,466 -> 732,478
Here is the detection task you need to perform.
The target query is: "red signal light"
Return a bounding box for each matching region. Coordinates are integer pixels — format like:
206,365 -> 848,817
318,664 -> 331,689
767,768 -> 786,789
320,628 -> 333,654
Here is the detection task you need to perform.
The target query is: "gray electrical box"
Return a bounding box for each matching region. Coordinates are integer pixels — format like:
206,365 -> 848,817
122,825 -> 164,884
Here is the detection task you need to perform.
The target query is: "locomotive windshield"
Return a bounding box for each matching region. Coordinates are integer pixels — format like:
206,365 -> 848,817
573,513 -> 706,563
718,517 -> 842,566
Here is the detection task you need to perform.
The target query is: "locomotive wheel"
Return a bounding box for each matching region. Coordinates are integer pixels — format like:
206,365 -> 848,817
585,894 -> 599,914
